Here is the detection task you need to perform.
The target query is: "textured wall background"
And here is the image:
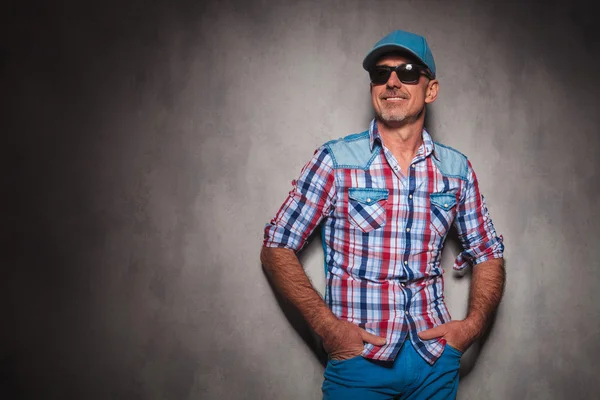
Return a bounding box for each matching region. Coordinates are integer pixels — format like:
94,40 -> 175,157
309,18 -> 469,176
2,0 -> 599,399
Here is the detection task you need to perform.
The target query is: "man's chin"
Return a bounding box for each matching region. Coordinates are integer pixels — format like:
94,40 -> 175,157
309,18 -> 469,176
378,113 -> 407,124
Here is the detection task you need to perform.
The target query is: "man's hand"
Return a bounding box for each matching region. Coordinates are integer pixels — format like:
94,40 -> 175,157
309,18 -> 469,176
417,320 -> 479,353
322,320 -> 387,360
419,260 -> 506,353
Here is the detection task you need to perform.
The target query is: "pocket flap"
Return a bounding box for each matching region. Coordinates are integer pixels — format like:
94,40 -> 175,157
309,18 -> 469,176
348,188 -> 389,205
430,192 -> 457,211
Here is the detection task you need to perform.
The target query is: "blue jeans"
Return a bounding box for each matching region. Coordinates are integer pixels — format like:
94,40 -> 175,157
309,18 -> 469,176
322,340 -> 461,400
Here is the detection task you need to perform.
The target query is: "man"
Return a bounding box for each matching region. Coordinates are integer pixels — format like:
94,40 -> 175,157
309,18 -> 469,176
261,29 -> 505,400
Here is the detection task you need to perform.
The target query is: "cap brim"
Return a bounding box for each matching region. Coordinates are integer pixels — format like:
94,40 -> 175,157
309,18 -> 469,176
362,44 -> 429,73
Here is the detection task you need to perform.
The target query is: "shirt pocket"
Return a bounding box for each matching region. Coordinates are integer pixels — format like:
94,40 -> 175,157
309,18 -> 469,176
430,192 -> 458,237
347,188 -> 388,233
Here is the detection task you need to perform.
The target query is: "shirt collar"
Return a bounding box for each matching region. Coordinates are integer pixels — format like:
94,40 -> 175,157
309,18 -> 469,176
369,119 -> 436,159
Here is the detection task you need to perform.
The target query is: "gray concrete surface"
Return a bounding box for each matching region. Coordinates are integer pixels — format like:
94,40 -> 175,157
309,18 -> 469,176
2,0 -> 599,398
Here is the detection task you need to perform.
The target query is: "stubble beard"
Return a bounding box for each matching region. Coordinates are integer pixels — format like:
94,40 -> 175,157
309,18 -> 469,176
376,102 -> 410,124
377,107 -> 409,123
375,100 -> 426,126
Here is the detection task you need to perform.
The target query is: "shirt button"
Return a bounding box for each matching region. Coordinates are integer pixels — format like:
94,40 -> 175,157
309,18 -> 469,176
404,261 -> 408,265
444,203 -> 448,207
401,283 -> 406,287
411,164 -> 415,169
409,194 -> 413,199
405,310 -> 409,315
366,198 -> 371,202
406,227 -> 410,232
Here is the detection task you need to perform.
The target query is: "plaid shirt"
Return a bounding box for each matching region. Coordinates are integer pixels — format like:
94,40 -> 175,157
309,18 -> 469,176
263,120 -> 504,364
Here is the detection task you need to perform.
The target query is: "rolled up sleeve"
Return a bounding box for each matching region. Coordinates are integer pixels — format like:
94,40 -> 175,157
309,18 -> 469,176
263,146 -> 336,252
453,161 -> 504,270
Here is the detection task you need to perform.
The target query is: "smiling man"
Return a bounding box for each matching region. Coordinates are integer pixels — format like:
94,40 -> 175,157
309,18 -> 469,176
261,30 -> 505,400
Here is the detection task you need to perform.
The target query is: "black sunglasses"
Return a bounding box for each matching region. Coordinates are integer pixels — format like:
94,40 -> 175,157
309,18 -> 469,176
369,63 -> 433,85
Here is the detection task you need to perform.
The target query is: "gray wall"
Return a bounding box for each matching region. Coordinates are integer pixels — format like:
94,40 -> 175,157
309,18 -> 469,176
2,0 -> 599,399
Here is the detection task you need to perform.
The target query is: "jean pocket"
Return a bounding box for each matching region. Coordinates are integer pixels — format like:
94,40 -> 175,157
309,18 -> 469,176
429,192 -> 457,237
328,354 -> 364,366
445,344 -> 464,357
348,188 -> 388,232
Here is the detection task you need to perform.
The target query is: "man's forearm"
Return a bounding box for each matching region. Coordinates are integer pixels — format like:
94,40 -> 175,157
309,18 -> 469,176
465,258 -> 506,337
260,246 -> 337,338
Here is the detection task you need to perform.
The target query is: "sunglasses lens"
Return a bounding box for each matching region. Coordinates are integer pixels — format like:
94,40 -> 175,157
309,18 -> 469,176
370,68 -> 392,85
396,65 -> 420,83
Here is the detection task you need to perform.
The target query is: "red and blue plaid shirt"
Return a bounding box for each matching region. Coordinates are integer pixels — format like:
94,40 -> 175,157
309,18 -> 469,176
263,120 -> 504,364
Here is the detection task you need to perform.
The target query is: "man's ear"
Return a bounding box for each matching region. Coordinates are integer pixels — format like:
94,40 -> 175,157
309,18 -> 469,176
425,79 -> 439,104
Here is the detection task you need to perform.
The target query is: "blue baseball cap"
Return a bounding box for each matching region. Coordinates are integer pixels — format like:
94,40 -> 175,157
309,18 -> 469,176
363,30 -> 436,78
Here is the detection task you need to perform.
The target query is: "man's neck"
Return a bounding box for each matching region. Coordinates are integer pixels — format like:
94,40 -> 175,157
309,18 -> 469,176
377,118 -> 424,167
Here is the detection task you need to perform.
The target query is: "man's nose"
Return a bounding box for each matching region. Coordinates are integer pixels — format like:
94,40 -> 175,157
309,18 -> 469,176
386,71 -> 402,88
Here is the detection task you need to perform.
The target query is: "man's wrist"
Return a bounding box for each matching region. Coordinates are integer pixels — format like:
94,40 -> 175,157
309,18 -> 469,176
313,310 -> 339,340
463,313 -> 487,339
